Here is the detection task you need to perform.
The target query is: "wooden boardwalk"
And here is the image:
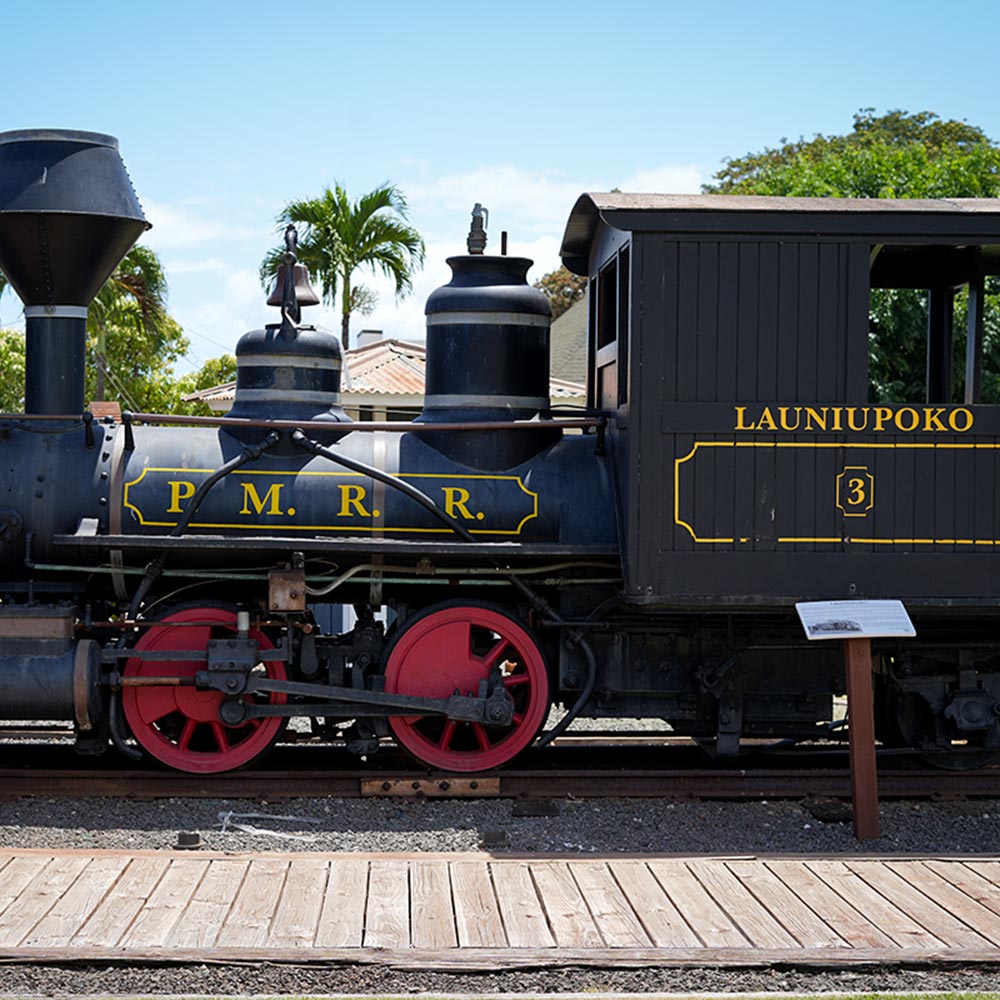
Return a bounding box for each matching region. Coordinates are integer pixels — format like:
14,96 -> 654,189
0,849 -> 998,968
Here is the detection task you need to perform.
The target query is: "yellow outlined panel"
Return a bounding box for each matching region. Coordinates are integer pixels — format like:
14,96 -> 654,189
674,440 -> 1000,546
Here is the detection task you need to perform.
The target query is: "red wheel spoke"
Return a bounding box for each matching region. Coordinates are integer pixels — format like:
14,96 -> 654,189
483,638 -> 511,670
211,722 -> 230,752
177,718 -> 197,751
437,719 -> 457,750
512,711 -> 525,726
471,723 -> 492,751
504,674 -> 530,688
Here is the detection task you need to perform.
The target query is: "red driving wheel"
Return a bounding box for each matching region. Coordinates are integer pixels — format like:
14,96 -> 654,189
384,603 -> 549,772
122,607 -> 287,773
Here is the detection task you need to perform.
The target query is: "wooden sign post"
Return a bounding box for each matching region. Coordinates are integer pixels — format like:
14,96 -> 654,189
795,600 -> 916,842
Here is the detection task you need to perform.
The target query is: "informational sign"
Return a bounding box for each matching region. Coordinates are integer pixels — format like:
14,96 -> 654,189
795,600 -> 916,640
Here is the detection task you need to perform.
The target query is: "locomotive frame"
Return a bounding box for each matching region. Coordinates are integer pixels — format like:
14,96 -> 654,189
2,132 -> 1000,775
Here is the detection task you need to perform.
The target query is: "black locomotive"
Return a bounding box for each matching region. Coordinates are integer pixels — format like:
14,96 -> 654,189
1,129 -> 999,774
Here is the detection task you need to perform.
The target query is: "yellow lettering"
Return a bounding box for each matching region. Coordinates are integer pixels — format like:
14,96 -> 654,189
895,407 -> 919,432
240,482 -> 284,516
755,406 -> 777,432
778,406 -> 801,431
803,407 -> 827,431
950,407 -> 974,432
831,407 -> 844,431
734,406 -> 755,431
442,487 -> 475,520
166,480 -> 196,514
338,484 -> 371,518
924,407 -> 947,432
846,407 -> 869,432
873,407 -> 893,432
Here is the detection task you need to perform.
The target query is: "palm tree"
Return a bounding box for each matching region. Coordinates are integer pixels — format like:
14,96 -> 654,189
89,245 -> 168,400
261,183 -> 425,350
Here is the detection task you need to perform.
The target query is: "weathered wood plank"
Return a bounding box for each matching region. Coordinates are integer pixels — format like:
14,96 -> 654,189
887,861 -> 1000,948
571,862 -> 650,948
269,858 -> 328,948
492,862 -> 554,948
73,857 -> 170,947
728,860 -> 846,948
845,861 -> 990,949
930,860 -> 1000,921
119,858 -> 210,948
168,858 -> 249,949
215,859 -> 288,949
806,860 -> 940,950
685,860 -> 795,949
25,856 -> 129,947
451,861 -> 505,948
314,858 -> 368,948
0,856 -> 52,916
648,860 -> 748,948
364,860 -> 410,949
410,860 -> 457,949
609,861 -> 700,948
0,856 -> 89,947
765,860 -> 894,949
531,862 -> 603,949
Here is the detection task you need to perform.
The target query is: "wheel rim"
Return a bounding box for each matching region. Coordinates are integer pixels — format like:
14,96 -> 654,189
384,605 -> 549,771
122,607 -> 287,773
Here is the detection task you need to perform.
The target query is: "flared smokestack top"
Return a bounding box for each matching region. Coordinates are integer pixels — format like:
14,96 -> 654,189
0,129 -> 149,307
0,129 -> 149,414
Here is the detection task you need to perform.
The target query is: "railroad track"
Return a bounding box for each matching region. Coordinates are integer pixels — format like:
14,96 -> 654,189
0,738 -> 997,799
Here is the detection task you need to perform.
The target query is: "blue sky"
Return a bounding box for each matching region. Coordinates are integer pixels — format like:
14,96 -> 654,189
5,0 -> 1000,372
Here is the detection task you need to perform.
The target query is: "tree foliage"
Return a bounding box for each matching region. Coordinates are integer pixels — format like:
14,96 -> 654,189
534,265 -> 587,320
261,183 -> 425,350
705,109 -> 1000,403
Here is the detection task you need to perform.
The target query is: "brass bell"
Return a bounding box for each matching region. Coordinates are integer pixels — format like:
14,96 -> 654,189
267,263 -> 321,307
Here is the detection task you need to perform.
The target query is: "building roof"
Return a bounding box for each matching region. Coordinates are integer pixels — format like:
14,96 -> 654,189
183,337 -> 585,409
549,299 -> 587,384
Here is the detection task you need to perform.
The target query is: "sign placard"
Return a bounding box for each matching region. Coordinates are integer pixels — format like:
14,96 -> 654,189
795,599 -> 915,640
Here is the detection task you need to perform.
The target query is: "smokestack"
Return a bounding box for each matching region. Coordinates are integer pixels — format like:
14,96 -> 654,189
0,129 -> 149,414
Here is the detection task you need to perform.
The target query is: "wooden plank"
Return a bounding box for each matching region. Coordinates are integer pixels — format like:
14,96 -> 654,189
25,855 -> 129,947
932,860 -> 1000,920
491,862 -> 554,948
314,858 -> 367,948
73,856 -> 170,947
648,860 -> 747,949
685,860 -> 796,949
887,861 -> 1000,947
0,856 -> 89,947
727,860 -> 846,948
571,861 -> 650,948
410,860 -> 457,949
845,861 -> 990,949
269,858 -> 328,948
806,860 -> 940,950
0,856 -> 51,916
608,860 -> 699,948
451,860 -> 505,948
169,858 -> 249,949
364,860 -> 409,949
119,858 -> 209,948
530,862 -> 603,949
766,860 -> 895,949
215,859 -> 288,949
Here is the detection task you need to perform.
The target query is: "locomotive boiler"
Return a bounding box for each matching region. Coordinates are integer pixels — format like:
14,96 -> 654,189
2,128 -> 1000,775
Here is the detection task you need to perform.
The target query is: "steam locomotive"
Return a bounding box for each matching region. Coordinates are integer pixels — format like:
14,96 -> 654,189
2,129 -> 999,774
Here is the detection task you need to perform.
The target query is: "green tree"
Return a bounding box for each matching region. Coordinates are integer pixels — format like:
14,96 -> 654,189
534,265 -> 587,320
175,354 -> 237,415
705,109 -> 1000,402
261,183 -> 425,350
0,329 -> 25,411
